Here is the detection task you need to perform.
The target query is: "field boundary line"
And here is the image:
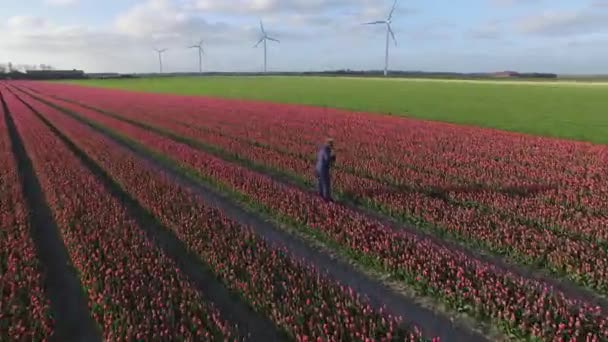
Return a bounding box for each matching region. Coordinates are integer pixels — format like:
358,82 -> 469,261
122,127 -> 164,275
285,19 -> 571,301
8,87 -> 285,342
0,89 -> 101,342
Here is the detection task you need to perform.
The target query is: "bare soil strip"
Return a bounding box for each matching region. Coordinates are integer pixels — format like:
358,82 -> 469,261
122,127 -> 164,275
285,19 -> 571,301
0,90 -> 101,342
9,88 -> 284,341
26,85 -> 608,311
11,84 -> 490,342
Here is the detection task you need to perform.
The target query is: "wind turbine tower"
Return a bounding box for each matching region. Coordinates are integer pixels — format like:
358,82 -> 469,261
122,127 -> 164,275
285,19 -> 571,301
154,48 -> 168,73
254,21 -> 280,73
189,40 -> 205,73
363,0 -> 398,77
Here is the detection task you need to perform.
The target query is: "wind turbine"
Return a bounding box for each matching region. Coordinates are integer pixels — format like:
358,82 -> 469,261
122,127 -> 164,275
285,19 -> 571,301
363,0 -> 398,77
254,20 -> 279,73
188,40 -> 204,74
154,48 -> 168,73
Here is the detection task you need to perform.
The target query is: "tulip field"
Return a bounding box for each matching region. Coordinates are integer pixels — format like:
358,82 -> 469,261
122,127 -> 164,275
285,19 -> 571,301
1,80 -> 607,341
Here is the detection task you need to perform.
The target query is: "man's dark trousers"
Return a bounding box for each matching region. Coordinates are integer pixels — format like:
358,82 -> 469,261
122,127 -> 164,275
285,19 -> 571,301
317,170 -> 331,200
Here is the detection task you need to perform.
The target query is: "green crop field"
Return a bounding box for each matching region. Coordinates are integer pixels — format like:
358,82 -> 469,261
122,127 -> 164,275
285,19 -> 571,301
63,76 -> 608,145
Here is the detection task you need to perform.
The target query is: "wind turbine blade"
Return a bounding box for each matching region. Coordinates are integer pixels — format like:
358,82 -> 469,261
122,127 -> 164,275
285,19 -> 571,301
388,0 -> 398,20
388,25 -> 397,46
362,21 -> 386,25
267,37 -> 280,43
188,45 -> 198,49
260,20 -> 266,34
254,37 -> 264,47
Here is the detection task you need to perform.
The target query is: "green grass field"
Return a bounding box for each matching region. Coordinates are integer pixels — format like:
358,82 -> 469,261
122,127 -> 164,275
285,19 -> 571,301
64,76 -> 608,145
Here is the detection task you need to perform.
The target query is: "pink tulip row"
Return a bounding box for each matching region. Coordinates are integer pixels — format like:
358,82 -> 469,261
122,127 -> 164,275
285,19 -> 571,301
21,83 -> 608,257
24,82 -> 608,219
0,90 -> 53,341
17,85 -> 608,341
2,89 -> 238,340
58,87 -> 608,245
27,87 -> 608,296
18,83 -> 430,342
152,116 -> 606,249
173,115 -> 608,244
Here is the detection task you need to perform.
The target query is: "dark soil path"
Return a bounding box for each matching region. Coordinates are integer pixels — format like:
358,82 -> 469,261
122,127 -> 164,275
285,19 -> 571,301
9,88 -> 284,342
26,85 -> 608,311
11,85 -> 490,342
0,90 -> 101,342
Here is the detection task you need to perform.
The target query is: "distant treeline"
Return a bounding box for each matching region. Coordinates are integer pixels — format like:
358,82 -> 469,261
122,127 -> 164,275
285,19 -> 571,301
520,73 -> 558,78
0,70 -> 87,80
101,70 -> 558,80
303,70 -> 558,79
1,69 -> 559,80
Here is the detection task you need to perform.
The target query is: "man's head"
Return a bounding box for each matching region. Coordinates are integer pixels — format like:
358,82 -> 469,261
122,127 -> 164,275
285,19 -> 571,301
326,138 -> 334,148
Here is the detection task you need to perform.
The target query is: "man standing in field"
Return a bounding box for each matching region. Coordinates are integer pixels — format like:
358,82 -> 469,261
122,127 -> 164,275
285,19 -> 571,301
315,138 -> 336,202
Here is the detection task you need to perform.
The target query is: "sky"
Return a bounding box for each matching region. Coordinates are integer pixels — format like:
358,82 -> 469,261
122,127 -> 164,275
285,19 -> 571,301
1,0 -> 608,74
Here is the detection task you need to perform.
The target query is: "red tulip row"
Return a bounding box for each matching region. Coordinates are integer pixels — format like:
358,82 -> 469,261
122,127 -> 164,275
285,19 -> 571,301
0,90 -> 53,341
19,85 -> 608,341
2,89 -> 238,340
167,112 -> 608,244
19,82 -> 430,342
60,89 -> 608,245
24,82 -> 608,219
28,87 -> 608,296
21,83 -> 608,256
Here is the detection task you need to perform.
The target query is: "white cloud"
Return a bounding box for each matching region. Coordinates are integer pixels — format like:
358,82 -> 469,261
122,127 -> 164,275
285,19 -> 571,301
490,0 -> 541,7
0,0 -> 264,72
114,0 -> 252,44
6,16 -> 50,31
44,0 -> 79,6
517,9 -> 608,36
115,0 -> 202,38
192,0 -> 371,14
188,0 -> 416,24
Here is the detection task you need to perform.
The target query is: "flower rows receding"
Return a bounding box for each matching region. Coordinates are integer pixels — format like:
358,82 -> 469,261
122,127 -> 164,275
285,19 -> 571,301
32,89 -> 608,296
47,90 -> 608,245
24,81 -> 608,217
0,89 -> 53,341
150,108 -> 608,243
22,86 -> 608,341
181,118 -> 606,241
2,90 -> 238,340
21,84 -> 428,342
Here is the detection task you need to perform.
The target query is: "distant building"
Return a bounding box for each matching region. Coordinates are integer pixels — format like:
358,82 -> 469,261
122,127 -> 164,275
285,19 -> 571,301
25,69 -> 86,80
493,71 -> 520,78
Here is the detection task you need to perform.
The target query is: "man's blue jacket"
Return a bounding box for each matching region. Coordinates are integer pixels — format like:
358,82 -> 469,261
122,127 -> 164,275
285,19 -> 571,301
315,144 -> 334,175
